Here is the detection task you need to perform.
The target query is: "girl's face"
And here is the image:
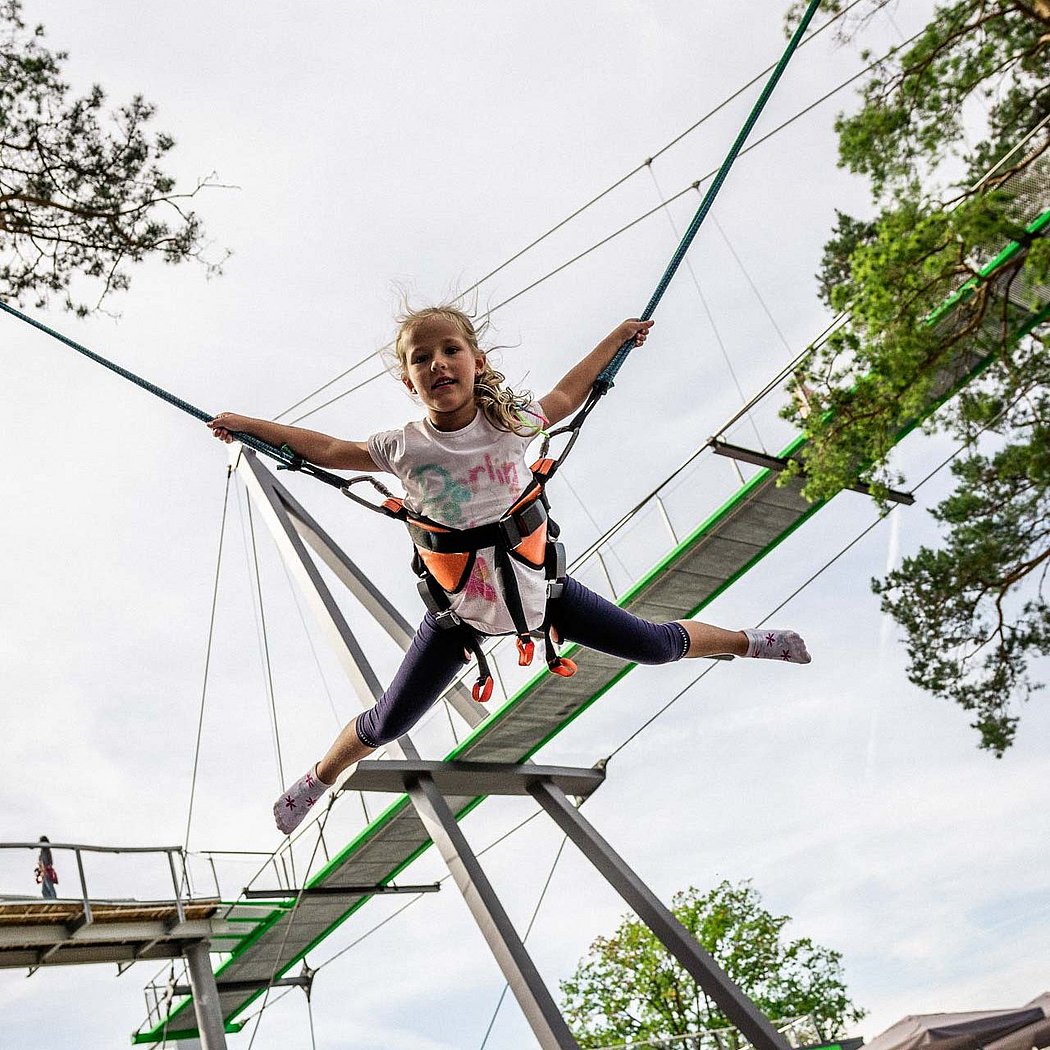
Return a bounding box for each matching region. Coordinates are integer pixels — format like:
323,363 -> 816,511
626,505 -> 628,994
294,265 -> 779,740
400,316 -> 484,431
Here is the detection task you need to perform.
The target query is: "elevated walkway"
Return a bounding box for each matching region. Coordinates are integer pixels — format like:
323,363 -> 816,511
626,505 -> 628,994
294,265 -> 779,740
137,202 -> 1050,1043
0,841 -> 272,972
0,898 -> 267,970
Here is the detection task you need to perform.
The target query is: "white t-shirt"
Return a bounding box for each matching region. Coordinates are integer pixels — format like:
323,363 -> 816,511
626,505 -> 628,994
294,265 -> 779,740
367,406 -> 549,635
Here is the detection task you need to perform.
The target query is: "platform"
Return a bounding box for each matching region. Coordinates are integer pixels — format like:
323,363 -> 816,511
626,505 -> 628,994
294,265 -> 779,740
0,897 -> 272,970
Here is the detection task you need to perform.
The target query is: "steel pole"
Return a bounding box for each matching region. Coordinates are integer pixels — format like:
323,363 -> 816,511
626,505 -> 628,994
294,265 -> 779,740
407,773 -> 579,1050
528,781 -> 790,1050
183,940 -> 228,1050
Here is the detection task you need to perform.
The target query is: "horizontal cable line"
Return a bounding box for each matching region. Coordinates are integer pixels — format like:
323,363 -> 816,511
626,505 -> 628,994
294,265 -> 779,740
277,350 -> 387,422
461,0 -> 865,299
484,50 -> 907,318
276,0 -> 869,424
287,39 -> 906,425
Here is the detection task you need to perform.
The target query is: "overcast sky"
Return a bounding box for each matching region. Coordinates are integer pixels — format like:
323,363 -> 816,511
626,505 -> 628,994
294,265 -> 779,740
3,2 -> 1049,1048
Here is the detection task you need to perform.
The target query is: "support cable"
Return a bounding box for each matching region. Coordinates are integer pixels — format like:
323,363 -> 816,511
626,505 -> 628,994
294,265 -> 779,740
307,807 -> 547,976
457,0 -> 862,304
284,29 -> 912,428
182,467 -> 235,855
714,109 -> 1050,440
276,554 -> 345,730
646,164 -> 766,459
274,0 -> 868,424
245,799 -> 334,1050
306,992 -> 318,1050
595,0 -> 825,388
711,212 -> 794,359
478,833 -> 570,1049
244,496 -> 289,795
492,43 -> 895,336
604,393 -> 1029,767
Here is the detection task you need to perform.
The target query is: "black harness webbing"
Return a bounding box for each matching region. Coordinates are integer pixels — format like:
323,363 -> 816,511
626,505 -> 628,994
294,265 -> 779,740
369,457 -> 576,702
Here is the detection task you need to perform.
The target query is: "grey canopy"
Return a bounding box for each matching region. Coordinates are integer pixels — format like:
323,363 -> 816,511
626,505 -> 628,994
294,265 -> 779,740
866,994 -> 1050,1050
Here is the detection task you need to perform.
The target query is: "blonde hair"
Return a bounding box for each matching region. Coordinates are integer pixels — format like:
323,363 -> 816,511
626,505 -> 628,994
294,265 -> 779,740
392,304 -> 541,436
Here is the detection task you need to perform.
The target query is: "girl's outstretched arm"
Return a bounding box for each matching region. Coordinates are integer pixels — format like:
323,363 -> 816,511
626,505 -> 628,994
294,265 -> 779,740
538,319 -> 653,426
207,413 -> 379,472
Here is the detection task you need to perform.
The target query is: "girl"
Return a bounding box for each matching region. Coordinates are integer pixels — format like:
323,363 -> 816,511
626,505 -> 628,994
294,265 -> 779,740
209,307 -> 811,835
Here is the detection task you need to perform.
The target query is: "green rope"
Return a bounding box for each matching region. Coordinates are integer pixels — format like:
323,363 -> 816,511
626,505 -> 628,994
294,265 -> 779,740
596,0 -> 825,389
0,298 -> 346,486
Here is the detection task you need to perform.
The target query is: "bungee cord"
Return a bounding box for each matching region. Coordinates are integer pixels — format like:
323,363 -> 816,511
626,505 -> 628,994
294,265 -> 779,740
593,0 -> 825,390
0,298 -> 302,472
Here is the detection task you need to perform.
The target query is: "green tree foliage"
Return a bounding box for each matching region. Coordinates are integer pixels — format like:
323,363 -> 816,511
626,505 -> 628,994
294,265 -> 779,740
0,0 -> 222,315
559,881 -> 864,1048
781,1 -> 1050,754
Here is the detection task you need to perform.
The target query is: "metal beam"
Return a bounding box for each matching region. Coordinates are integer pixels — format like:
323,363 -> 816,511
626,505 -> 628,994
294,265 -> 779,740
173,975 -> 310,996
184,941 -> 227,1050
527,780 -> 790,1050
4,944 -> 194,970
710,439 -> 915,506
241,883 -> 439,899
406,772 -> 579,1050
0,918 -> 227,947
345,760 -> 605,800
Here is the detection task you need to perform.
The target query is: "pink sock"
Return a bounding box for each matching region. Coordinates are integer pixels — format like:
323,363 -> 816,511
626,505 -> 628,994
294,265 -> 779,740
274,765 -> 332,835
743,628 -> 811,664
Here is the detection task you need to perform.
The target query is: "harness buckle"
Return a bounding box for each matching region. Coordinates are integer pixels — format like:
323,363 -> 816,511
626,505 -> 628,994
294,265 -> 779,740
546,541 -> 567,598
498,497 -> 547,550
416,579 -> 460,628
498,516 -> 522,549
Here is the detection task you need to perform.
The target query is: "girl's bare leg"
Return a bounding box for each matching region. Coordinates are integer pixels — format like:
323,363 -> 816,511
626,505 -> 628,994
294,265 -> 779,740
677,622 -> 811,663
677,621 -> 748,658
275,721 -> 375,835
316,722 -> 375,785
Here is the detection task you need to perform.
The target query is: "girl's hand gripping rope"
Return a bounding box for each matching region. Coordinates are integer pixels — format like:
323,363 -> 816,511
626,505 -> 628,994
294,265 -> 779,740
208,411 -> 253,444
615,318 -> 653,348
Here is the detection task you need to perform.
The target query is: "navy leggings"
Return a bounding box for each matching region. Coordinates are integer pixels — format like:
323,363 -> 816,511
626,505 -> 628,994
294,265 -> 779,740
356,576 -> 690,748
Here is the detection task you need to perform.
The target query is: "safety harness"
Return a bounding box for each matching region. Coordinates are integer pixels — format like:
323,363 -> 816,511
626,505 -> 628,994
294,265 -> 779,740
341,451 -> 577,702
